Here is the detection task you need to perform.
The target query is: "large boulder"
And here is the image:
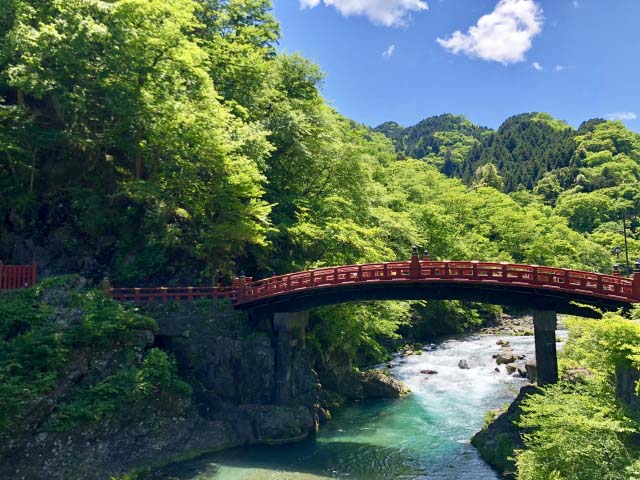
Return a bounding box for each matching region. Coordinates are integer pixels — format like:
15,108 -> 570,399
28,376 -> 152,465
496,351 -> 518,365
360,370 -> 408,399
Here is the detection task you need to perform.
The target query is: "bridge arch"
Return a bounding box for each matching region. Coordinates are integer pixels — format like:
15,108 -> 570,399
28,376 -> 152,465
233,251 -> 639,319
109,252 -> 640,402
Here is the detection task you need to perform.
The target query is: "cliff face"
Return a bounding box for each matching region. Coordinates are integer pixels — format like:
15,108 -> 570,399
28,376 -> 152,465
0,285 -> 319,480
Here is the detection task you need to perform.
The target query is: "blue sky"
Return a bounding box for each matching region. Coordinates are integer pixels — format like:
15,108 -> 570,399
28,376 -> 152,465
271,0 -> 640,131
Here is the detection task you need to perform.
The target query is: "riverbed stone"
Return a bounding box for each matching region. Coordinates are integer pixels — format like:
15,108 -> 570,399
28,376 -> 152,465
458,359 -> 470,369
525,360 -> 538,383
496,352 -> 517,365
360,370 -> 408,398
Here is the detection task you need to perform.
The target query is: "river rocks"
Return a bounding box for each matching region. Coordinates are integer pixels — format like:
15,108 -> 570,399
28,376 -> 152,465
240,404 -> 315,444
458,359 -> 470,369
525,360 -> 537,383
496,350 -> 518,365
505,364 -> 527,377
360,370 -> 408,399
496,339 -> 510,347
481,314 -> 534,336
421,369 -> 438,375
472,385 -> 540,477
320,364 -> 408,402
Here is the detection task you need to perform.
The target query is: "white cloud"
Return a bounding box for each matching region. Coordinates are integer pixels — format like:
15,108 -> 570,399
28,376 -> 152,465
532,61 -> 542,70
382,44 -> 396,57
573,0 -> 580,8
554,64 -> 565,71
606,112 -> 637,121
299,0 -> 429,27
437,0 -> 544,64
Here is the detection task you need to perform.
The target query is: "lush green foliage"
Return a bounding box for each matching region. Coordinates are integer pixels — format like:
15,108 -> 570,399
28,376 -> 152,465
2,0 -> 630,373
516,383 -> 637,480
0,277 -> 188,437
377,113 -> 640,270
47,348 -> 191,432
515,312 -> 640,480
307,301 -> 412,368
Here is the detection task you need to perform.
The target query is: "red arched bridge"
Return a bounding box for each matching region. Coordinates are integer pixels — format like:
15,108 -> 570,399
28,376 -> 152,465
2,254 -> 638,394
106,251 -> 639,393
108,252 -> 640,318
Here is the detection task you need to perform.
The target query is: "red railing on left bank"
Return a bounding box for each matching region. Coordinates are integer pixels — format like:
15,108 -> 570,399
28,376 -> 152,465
0,261 -> 37,291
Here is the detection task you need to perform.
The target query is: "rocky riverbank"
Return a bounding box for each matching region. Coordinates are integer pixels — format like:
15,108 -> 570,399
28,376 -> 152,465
480,313 -> 535,336
0,279 -> 406,480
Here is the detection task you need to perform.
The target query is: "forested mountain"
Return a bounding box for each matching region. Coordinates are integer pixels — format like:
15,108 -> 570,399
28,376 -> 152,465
376,113 -> 640,257
374,114 -> 489,176
460,113 -> 577,191
376,113 -> 578,191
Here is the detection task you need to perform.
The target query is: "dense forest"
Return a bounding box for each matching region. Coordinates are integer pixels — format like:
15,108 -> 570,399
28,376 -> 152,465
1,1 -> 640,479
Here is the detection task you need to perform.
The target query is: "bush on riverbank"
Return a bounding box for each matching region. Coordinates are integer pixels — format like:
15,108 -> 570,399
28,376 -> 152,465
513,307 -> 640,480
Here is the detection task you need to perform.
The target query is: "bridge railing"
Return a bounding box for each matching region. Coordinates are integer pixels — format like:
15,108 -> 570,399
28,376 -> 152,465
0,261 -> 37,291
235,260 -> 637,304
108,286 -> 234,303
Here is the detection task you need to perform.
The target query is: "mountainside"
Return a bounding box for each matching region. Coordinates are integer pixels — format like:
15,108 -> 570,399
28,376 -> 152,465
460,113 -> 577,191
375,113 -> 584,191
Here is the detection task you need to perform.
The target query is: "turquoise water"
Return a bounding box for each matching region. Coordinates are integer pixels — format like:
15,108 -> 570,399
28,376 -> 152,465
154,333 -> 540,480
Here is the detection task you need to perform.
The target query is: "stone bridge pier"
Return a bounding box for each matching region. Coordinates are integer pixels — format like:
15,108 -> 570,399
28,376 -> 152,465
533,310 -> 558,386
273,311 -> 309,404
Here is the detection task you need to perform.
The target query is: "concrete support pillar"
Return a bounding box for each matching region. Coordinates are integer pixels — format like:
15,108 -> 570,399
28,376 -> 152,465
273,312 -> 308,405
533,310 -> 558,386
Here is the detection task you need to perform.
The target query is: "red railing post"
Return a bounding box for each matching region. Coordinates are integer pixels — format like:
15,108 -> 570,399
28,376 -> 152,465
501,263 -> 507,280
563,270 -> 570,288
383,263 -> 389,280
357,265 -> 363,282
472,261 -> 478,279
134,288 -> 141,304
410,246 -> 421,279
0,260 -> 4,290
187,287 -> 193,301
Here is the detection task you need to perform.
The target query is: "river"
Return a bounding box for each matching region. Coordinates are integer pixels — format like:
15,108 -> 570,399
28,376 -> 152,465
154,332 -> 543,479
